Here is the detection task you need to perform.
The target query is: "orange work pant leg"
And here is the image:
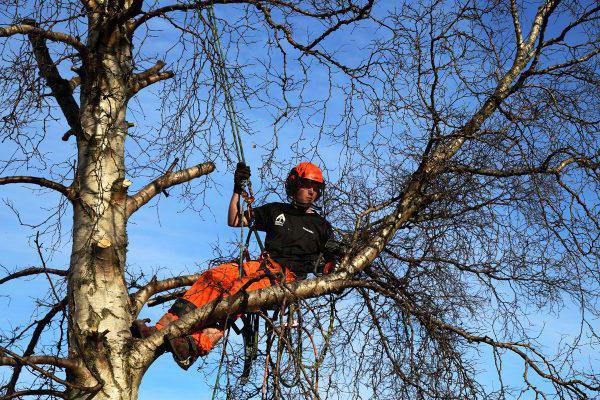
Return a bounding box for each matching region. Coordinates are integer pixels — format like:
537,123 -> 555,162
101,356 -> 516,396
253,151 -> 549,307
167,259 -> 295,354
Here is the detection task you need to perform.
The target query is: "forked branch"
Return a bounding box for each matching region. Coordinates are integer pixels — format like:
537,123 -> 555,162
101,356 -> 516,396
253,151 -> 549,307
22,19 -> 83,138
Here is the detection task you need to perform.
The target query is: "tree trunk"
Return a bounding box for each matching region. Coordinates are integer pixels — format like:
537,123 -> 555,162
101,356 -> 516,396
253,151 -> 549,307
66,19 -> 140,399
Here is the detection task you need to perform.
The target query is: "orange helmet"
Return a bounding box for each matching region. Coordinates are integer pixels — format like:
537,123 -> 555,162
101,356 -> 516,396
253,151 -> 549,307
285,162 -> 325,200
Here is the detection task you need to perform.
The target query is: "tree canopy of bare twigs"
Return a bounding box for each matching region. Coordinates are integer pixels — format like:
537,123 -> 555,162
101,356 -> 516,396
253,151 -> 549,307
1,0 -> 599,399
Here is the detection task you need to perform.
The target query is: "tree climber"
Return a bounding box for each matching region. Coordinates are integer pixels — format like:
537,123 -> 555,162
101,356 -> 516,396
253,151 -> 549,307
132,161 -> 341,370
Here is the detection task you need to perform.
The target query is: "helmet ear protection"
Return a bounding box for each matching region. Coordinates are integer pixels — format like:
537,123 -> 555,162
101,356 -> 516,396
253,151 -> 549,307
285,162 -> 325,201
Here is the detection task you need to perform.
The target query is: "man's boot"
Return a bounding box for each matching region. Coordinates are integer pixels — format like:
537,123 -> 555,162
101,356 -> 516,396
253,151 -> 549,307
166,335 -> 200,371
132,318 -> 200,370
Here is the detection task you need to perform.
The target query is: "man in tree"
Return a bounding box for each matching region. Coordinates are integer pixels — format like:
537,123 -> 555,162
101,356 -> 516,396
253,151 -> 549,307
133,161 -> 339,370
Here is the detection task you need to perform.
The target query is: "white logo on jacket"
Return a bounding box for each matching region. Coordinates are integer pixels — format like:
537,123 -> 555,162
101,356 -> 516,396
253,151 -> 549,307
275,213 -> 286,226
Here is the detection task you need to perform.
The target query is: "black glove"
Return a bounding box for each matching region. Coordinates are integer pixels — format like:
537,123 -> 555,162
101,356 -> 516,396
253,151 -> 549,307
233,162 -> 251,194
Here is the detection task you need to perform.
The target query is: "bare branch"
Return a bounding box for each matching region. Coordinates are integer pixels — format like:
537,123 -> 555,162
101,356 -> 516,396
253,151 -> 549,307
0,346 -> 100,393
131,0 -> 365,32
22,19 -> 83,137
0,176 -> 73,200
130,275 -> 375,367
130,274 -> 200,316
543,5 -> 600,47
253,2 -> 364,75
0,267 -> 68,285
531,47 -> 600,75
367,283 -> 599,396
0,23 -> 87,56
1,389 -> 66,400
4,299 -> 67,395
126,161 -> 215,217
128,61 -> 175,97
0,349 -> 75,370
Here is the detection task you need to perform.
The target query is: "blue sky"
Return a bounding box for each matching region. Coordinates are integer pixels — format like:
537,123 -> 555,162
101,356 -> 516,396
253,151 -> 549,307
1,1 -> 599,398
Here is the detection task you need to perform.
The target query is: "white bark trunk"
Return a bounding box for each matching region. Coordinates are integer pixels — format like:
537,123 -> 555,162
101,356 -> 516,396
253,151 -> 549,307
66,19 -> 141,399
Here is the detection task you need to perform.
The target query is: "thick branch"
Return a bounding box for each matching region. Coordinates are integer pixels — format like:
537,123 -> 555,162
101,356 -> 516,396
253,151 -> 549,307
147,290 -> 186,307
0,267 -> 67,285
0,346 -> 99,393
126,161 -> 215,217
0,23 -> 87,55
128,61 -> 175,97
130,275 -> 375,367
446,162 -> 571,177
0,351 -> 76,370
130,274 -> 201,316
22,19 -> 83,136
0,176 -> 73,199
2,389 -> 66,400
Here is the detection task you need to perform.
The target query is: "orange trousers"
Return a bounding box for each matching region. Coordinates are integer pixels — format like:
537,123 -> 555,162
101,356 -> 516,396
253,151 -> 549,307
156,259 -> 296,354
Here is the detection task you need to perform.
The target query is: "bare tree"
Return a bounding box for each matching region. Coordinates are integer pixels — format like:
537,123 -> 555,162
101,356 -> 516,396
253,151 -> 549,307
1,0 -> 599,399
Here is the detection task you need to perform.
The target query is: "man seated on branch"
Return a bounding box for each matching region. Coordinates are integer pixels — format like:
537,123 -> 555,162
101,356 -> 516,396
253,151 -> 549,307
132,161 -> 342,370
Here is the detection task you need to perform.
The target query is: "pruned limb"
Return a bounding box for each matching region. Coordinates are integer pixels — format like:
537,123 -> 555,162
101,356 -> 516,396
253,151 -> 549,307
130,274 -> 201,316
23,19 -> 83,137
0,23 -> 88,55
4,298 -> 67,395
68,75 -> 81,91
0,267 -> 67,285
126,161 -> 215,217
0,176 -> 74,200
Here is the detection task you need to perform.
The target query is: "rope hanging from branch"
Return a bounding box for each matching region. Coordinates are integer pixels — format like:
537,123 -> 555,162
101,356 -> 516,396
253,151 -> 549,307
205,4 -> 263,276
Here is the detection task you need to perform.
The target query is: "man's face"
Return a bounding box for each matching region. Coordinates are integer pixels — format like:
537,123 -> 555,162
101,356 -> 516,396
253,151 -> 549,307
294,179 -> 321,205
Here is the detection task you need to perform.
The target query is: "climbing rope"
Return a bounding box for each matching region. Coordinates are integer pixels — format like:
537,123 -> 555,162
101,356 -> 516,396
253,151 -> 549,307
206,4 -> 245,163
205,4 -> 260,275
204,7 -> 277,387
